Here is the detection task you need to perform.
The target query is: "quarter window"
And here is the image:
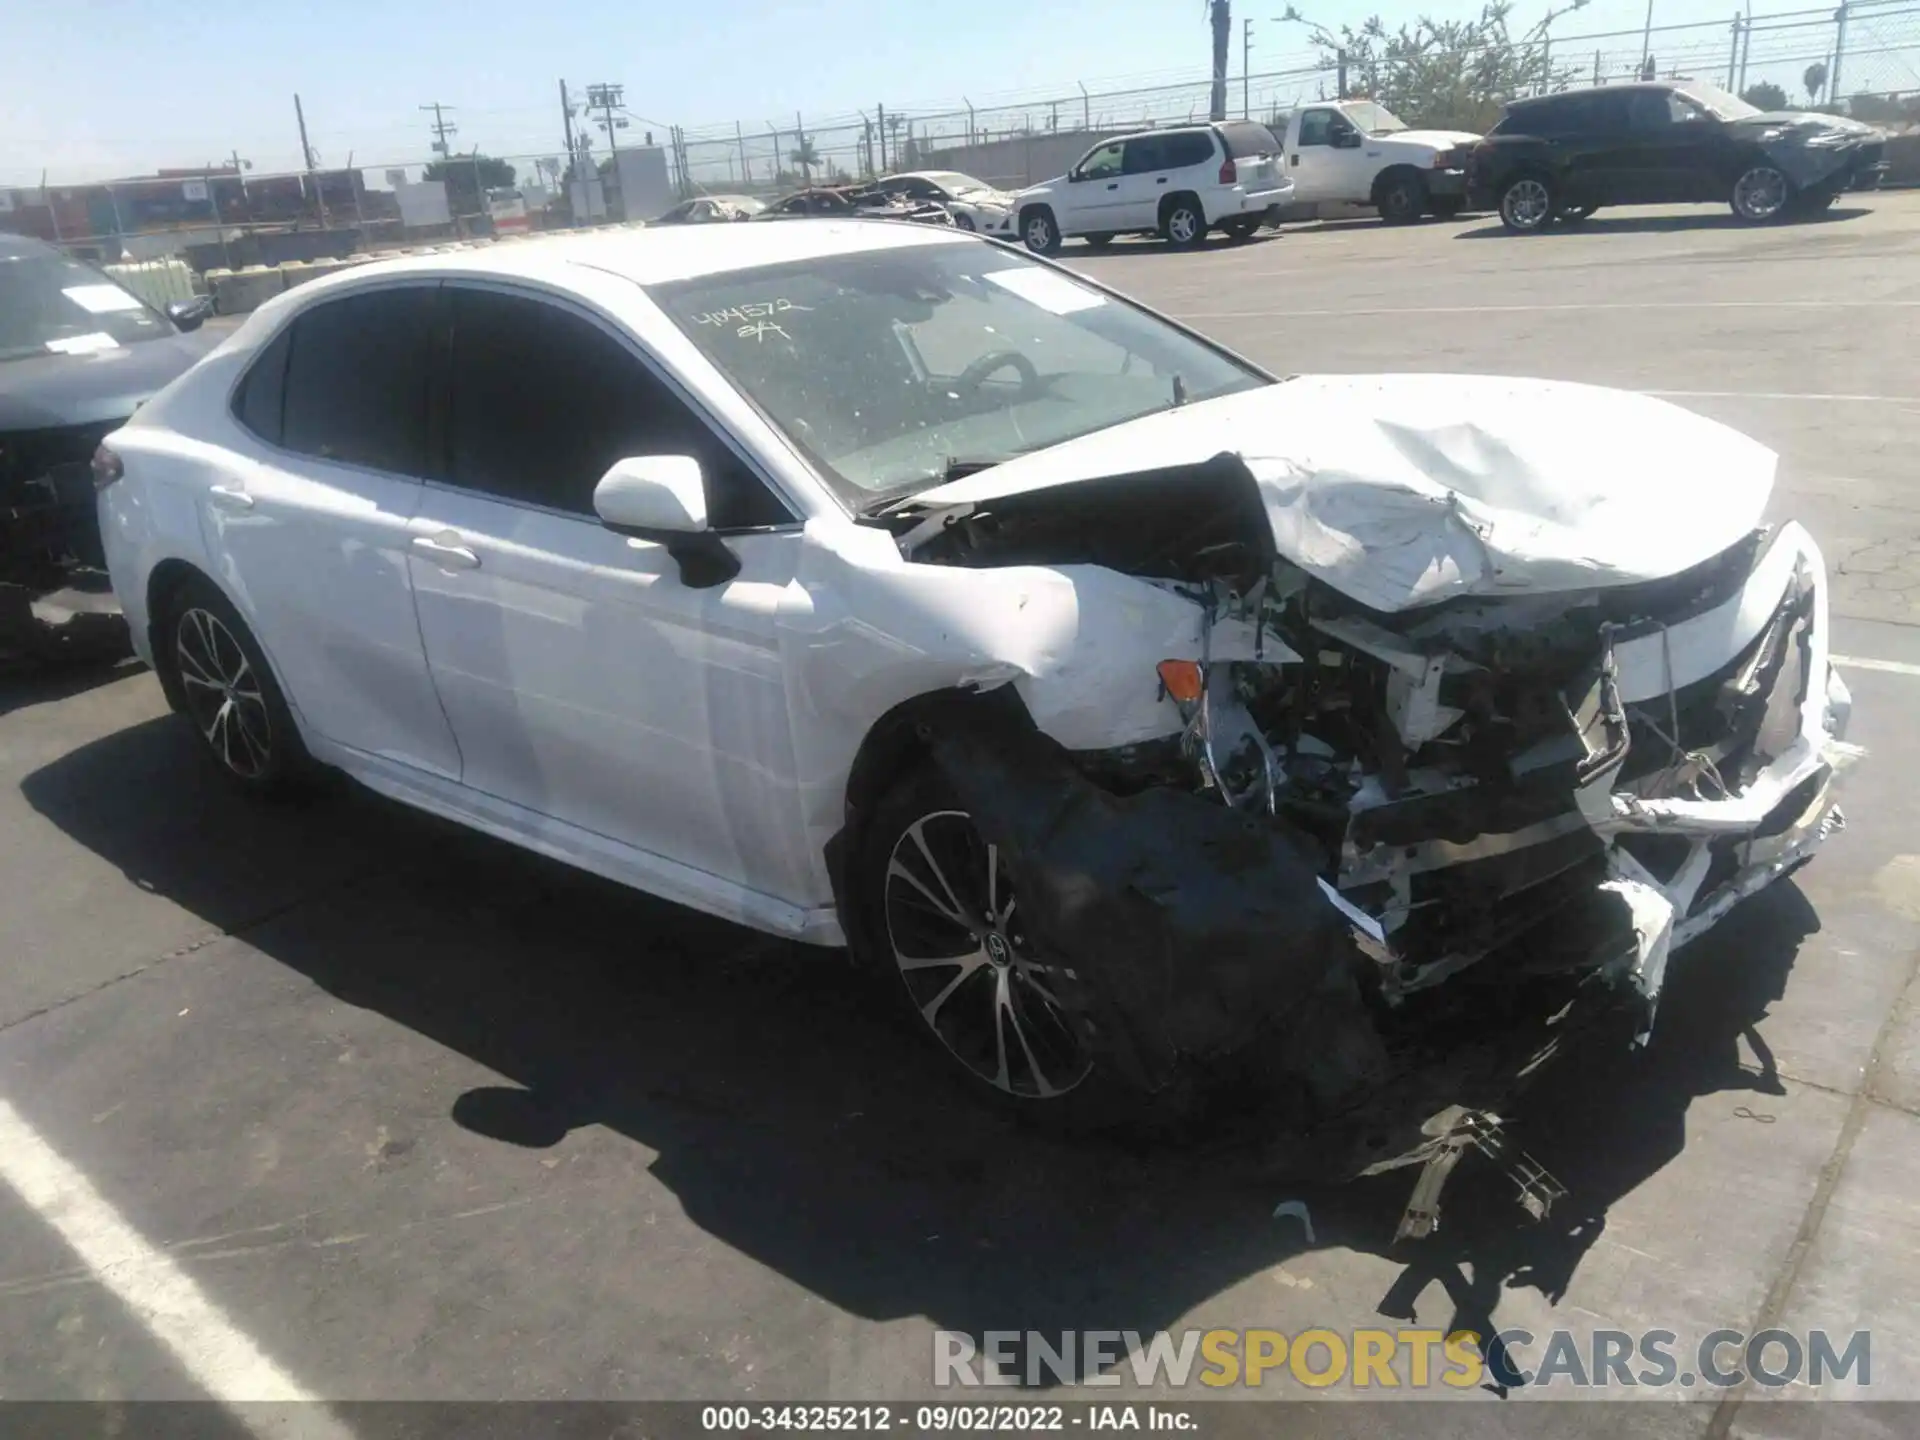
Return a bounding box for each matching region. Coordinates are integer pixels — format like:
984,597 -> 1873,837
231,325 -> 292,446
443,287 -> 791,530
279,287 -> 437,474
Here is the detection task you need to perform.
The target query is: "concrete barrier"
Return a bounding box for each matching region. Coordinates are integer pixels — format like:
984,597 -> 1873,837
207,266 -> 286,315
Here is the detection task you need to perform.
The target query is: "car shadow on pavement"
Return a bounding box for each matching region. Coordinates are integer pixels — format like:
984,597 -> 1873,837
1455,207 -> 1873,238
0,654 -> 143,720
1066,233 -> 1282,259
20,713 -> 1816,1391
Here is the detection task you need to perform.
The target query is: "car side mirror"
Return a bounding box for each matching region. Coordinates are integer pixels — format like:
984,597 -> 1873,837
593,455 -> 741,590
166,295 -> 213,331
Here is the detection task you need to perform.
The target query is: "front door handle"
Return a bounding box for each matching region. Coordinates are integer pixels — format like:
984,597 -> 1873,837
411,534 -> 480,570
207,484 -> 254,512
1156,176 -> 1169,184
1106,182 -> 1119,190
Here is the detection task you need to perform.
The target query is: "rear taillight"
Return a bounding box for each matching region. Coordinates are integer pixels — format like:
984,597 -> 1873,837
91,443 -> 124,492
1219,157 -> 1238,184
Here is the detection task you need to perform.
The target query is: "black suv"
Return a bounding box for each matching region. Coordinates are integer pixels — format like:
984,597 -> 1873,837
1468,80 -> 1888,232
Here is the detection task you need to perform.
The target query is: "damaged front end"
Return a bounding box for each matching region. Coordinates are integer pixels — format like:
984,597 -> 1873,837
894,441 -> 1855,1205
2,423 -> 125,662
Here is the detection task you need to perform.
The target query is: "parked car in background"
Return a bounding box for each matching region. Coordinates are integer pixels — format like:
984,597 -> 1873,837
652,194 -> 767,225
995,121 -> 1290,252
1270,100 -> 1478,222
1470,81 -> 1889,232
1,233 -> 213,661
756,184 -> 955,226
97,223 -> 1852,1173
874,171 -> 1015,231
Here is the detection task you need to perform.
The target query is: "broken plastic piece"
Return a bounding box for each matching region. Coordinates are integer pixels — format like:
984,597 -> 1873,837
1390,1108 -> 1568,1243
1157,658 -> 1204,704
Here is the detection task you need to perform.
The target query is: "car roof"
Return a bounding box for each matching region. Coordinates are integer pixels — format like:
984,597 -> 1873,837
292,219 -> 973,294
1508,81 -> 1674,108
0,232 -> 62,261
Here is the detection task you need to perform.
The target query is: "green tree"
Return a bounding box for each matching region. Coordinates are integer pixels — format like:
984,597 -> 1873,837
789,135 -> 821,185
1803,61 -> 1829,106
1741,80 -> 1790,112
1280,1 -> 1575,133
423,154 -> 517,215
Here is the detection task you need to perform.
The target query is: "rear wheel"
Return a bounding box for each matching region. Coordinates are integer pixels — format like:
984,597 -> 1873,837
1731,164 -> 1792,222
1497,174 -> 1555,233
1162,196 -> 1208,249
1377,172 -> 1427,225
1019,205 -> 1061,255
160,575 -> 310,797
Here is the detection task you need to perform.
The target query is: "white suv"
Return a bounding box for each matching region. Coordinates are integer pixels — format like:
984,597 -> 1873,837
996,121 -> 1292,253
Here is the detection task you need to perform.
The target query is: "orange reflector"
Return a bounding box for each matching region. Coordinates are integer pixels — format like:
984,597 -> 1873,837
1157,659 -> 1204,703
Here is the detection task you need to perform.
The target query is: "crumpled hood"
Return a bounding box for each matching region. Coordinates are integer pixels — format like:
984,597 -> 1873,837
0,332 -> 210,432
1735,109 -> 1881,139
905,374 -> 1777,613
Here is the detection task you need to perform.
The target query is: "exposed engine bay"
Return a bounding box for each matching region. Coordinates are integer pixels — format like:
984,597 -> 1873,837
882,449 -> 1856,1211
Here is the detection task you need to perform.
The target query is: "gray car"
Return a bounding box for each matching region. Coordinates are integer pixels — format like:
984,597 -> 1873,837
1,233 -> 215,660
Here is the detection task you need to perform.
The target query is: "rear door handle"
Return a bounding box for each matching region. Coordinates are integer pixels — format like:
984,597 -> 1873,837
1156,176 -> 1169,184
411,534 -> 480,570
207,484 -> 253,512
1106,182 -> 1119,190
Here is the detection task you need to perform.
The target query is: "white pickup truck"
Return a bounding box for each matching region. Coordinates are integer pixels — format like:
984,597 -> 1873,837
1272,100 -> 1481,222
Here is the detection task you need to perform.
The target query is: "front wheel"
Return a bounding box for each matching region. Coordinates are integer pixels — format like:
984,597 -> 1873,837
1377,173 -> 1427,225
1555,202 -> 1599,224
952,212 -> 976,232
1497,174 -> 1555,233
1019,206 -> 1061,255
1162,197 -> 1208,249
858,767 -> 1099,1112
1731,165 -> 1793,222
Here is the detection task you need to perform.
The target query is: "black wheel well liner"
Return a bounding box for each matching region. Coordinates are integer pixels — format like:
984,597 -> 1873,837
144,557 -> 211,713
1158,189 -> 1203,224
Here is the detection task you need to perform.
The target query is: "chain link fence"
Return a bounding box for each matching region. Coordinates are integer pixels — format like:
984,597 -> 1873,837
5,1 -> 1917,262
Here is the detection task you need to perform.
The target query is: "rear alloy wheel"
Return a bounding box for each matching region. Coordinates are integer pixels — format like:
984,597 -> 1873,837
164,577 -> 308,796
1163,198 -> 1208,249
1021,207 -> 1061,255
1731,165 -> 1792,222
1498,175 -> 1555,232
1377,173 -> 1427,225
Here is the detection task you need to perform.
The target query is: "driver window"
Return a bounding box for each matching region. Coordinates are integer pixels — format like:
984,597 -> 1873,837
1296,110 -> 1337,147
1628,91 -> 1675,130
1079,142 -> 1124,180
1668,92 -> 1709,123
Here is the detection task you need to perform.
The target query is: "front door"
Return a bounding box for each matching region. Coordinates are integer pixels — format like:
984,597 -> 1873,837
1062,140 -> 1127,233
405,283 -> 814,903
208,283 -> 461,778
1288,108 -> 1350,203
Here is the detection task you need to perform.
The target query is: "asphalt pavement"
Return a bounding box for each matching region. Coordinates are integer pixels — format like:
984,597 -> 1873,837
2,193 -> 1918,1435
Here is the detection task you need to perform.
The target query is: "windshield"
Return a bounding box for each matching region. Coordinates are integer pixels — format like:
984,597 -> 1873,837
1676,82 -> 1762,120
654,242 -> 1267,505
1343,101 -> 1407,134
0,253 -> 171,363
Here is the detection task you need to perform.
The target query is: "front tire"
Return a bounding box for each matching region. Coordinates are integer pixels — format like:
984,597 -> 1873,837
1731,164 -> 1793,222
1377,172 -> 1427,225
1019,206 -> 1061,255
952,212 -> 976,232
1162,196 -> 1208,249
160,576 -> 309,797
1497,174 -> 1556,233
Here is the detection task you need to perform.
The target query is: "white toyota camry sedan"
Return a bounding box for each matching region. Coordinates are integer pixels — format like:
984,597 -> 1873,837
96,220 -> 1854,1154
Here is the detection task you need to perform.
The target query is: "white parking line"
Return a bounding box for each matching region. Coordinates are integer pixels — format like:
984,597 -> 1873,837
1834,654 -> 1920,677
0,1095 -> 355,1436
1646,390 -> 1919,404
1175,300 -> 1920,319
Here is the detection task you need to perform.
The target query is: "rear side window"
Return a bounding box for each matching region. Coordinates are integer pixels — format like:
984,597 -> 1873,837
1215,121 -> 1279,158
1501,95 -> 1599,137
231,326 -> 292,445
444,287 -> 791,530
280,287 -> 437,474
1162,132 -> 1218,168
1122,136 -> 1168,174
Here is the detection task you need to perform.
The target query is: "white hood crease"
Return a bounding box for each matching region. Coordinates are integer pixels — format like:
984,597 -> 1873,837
909,374 -> 1778,613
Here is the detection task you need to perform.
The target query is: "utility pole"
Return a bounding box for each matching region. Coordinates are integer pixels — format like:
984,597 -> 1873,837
1728,12 -> 1745,90
1640,0 -> 1656,76
585,83 -> 627,219
1243,18 -> 1254,119
294,93 -> 329,229
1831,0 -> 1849,105
1739,2 -> 1753,90
421,101 -> 459,159
1337,47 -> 1348,98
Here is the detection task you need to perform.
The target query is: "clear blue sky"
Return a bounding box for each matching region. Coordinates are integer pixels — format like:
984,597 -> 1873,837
1,0 -> 1858,185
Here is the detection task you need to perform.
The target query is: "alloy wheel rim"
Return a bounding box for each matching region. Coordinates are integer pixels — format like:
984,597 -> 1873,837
1026,215 -> 1052,249
883,809 -> 1092,1099
1505,179 -> 1550,228
1170,208 -> 1199,243
175,608 -> 272,779
1736,168 -> 1787,218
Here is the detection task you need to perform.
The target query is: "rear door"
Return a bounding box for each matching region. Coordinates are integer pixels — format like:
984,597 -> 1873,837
212,284 -> 461,777
1114,134 -> 1175,229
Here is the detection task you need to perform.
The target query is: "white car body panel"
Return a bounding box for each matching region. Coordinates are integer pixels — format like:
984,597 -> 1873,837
1281,103 -> 1479,206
